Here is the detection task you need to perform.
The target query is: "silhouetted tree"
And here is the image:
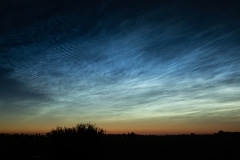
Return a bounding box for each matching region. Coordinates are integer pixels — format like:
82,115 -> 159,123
47,122 -> 106,148
45,123 -> 106,158
48,122 -> 105,137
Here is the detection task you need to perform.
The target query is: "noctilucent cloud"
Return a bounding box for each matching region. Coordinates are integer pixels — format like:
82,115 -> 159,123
0,0 -> 240,134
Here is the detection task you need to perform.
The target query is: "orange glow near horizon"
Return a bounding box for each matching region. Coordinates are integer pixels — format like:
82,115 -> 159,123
1,120 -> 239,135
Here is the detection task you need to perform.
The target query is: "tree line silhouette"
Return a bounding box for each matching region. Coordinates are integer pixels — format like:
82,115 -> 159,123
0,123 -> 240,159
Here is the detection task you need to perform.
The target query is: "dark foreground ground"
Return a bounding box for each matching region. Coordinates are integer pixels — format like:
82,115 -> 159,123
0,132 -> 240,159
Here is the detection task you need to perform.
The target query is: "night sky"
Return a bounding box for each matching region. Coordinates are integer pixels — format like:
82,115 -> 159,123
0,0 -> 240,134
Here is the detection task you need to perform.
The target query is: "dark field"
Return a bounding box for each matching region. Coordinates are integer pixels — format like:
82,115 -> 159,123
0,132 -> 240,159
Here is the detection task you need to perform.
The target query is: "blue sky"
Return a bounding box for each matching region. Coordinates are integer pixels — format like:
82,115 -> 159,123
0,0 -> 240,134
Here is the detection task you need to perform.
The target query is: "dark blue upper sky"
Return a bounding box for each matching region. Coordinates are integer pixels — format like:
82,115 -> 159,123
0,0 -> 240,134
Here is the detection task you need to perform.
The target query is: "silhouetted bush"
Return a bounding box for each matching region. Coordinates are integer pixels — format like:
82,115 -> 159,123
47,122 -> 105,137
44,123 -> 106,158
46,122 -> 106,148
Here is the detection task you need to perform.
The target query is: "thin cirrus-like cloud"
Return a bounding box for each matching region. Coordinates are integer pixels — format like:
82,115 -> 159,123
0,0 -> 240,131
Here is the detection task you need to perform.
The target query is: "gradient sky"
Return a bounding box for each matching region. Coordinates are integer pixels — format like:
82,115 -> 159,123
0,0 -> 240,134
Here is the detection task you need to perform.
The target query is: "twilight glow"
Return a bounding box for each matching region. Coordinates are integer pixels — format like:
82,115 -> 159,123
0,0 -> 240,134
